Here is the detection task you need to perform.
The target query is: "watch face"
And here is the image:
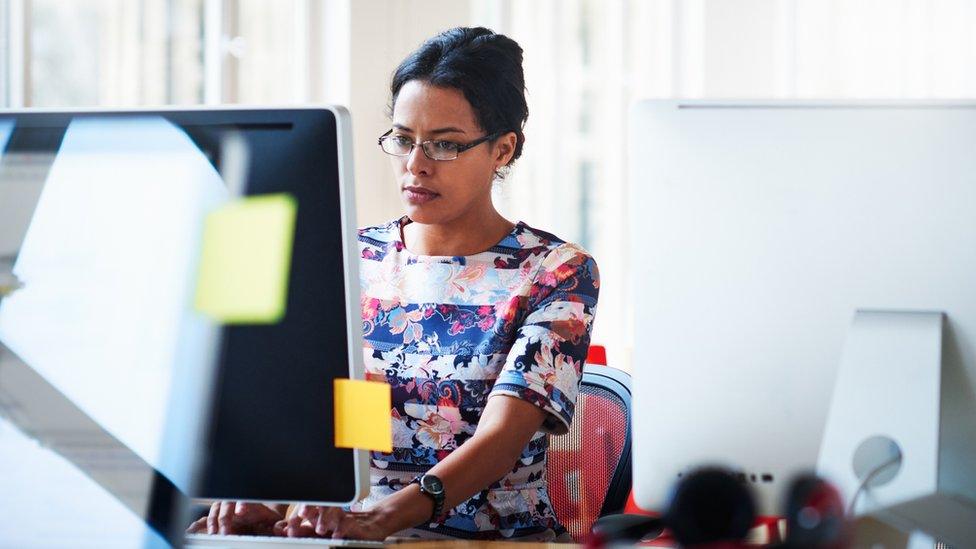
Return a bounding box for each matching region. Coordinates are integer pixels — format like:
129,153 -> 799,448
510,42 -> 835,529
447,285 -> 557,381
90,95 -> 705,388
421,474 -> 444,495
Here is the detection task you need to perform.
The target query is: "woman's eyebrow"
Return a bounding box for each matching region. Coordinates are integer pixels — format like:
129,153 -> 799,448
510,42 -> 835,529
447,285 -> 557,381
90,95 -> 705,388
392,123 -> 467,135
429,127 -> 467,135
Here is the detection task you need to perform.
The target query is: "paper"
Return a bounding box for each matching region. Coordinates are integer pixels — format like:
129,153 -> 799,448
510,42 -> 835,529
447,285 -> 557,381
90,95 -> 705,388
194,194 -> 297,324
334,379 -> 393,452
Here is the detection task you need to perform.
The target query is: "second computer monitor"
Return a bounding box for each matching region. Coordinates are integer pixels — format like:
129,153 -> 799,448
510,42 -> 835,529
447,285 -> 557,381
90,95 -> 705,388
627,100 -> 976,516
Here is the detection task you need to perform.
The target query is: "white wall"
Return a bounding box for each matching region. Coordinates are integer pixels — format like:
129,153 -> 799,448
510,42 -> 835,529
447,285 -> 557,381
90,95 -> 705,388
323,0 -> 475,228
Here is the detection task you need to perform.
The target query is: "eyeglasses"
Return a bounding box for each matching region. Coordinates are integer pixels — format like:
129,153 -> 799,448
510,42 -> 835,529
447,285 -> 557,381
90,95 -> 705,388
377,129 -> 502,161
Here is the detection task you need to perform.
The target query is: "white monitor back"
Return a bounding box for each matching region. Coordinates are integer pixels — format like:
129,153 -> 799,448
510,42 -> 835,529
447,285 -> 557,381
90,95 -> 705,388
628,100 -> 976,516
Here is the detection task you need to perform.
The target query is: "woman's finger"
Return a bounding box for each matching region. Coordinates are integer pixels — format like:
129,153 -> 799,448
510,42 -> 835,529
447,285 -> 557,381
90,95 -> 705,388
331,514 -> 357,539
252,503 -> 282,521
286,518 -> 317,538
296,503 -> 321,523
217,501 -> 236,535
186,516 -> 207,534
206,501 -> 220,535
235,502 -> 253,516
316,507 -> 343,537
285,513 -> 312,537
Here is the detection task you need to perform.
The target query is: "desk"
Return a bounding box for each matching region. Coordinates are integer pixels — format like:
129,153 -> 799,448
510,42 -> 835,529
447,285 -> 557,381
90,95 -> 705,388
398,518 -> 934,548
400,540 -> 582,549
399,523 -> 932,549
184,539 -> 580,549
185,516 -> 931,549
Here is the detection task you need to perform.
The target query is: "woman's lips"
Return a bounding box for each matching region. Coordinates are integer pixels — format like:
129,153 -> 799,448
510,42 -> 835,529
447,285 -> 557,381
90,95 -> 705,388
403,187 -> 440,205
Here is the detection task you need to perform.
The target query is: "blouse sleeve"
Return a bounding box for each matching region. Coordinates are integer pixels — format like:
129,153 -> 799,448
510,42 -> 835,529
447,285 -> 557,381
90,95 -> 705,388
488,243 -> 600,435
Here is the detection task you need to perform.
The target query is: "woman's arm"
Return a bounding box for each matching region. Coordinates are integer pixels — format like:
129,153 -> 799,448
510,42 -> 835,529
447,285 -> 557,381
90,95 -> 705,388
378,393 -> 548,529
291,394 -> 547,539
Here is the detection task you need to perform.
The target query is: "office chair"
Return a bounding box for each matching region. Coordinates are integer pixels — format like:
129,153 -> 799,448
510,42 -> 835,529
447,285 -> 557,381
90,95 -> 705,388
546,363 -> 632,542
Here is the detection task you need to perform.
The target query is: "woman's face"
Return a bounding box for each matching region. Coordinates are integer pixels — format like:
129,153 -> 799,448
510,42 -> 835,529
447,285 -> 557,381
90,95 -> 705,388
388,80 -> 514,226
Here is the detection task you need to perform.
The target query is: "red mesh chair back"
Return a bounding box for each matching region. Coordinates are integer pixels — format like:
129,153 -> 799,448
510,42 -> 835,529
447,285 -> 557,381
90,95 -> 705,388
547,365 -> 632,542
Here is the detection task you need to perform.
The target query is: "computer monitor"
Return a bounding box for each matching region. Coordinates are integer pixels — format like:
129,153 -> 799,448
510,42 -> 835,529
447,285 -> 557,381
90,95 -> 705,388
627,100 -> 976,526
0,107 -> 367,546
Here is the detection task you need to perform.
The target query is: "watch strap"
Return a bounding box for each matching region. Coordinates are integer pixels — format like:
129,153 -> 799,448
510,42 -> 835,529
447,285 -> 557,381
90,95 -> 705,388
411,474 -> 446,522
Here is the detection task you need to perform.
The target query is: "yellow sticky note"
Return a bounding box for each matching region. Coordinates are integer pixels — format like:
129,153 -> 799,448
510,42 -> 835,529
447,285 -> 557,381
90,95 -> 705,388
334,378 -> 393,452
194,194 -> 297,324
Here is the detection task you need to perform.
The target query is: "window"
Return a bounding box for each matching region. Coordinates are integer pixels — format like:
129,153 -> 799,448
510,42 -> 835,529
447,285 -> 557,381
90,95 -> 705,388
216,0 -> 322,104
25,0 -> 204,106
1,0 -> 324,108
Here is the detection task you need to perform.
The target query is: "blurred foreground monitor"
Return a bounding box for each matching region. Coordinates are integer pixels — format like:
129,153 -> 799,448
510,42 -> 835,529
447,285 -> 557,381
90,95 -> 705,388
0,108 -> 365,548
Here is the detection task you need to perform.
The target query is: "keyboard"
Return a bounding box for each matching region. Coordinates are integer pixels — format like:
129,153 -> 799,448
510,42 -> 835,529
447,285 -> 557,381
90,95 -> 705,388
184,533 -> 387,548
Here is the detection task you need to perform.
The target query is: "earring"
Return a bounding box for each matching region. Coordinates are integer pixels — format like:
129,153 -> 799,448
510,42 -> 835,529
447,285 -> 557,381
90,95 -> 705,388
494,165 -> 512,180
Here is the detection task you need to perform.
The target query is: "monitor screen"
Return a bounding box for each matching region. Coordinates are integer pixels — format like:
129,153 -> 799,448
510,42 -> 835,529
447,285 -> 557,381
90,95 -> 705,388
188,108 -> 367,504
627,100 -> 976,518
0,108 -> 365,546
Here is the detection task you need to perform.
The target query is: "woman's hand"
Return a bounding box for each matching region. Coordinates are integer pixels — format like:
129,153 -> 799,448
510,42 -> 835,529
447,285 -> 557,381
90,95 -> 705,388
278,504 -> 392,541
186,501 -> 287,536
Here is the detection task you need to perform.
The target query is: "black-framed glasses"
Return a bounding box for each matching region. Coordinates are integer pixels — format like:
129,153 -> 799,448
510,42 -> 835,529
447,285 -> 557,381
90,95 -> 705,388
377,129 -> 503,161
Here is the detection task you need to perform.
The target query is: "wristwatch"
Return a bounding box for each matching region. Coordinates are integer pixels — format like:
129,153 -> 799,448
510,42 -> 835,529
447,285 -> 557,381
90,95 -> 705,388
411,473 -> 446,522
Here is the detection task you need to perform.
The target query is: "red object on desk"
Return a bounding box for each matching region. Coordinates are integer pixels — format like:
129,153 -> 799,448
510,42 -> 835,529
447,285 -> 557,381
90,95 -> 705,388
755,516 -> 782,544
624,490 -> 653,515
617,493 -> 672,546
586,344 -> 607,366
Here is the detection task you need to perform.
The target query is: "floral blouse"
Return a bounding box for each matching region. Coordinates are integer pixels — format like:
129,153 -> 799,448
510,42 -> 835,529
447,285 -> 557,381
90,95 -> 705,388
355,217 -> 600,540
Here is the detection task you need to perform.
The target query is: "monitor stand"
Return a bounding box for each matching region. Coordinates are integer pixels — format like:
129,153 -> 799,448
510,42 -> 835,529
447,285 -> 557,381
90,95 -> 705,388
818,310 -> 976,547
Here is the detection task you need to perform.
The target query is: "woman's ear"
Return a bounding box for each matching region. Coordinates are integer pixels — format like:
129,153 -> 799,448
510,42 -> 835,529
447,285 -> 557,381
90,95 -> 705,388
493,131 -> 518,169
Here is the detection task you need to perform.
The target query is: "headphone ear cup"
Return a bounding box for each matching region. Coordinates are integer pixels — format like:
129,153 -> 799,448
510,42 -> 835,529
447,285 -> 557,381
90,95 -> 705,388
665,467 -> 756,545
783,473 -> 847,548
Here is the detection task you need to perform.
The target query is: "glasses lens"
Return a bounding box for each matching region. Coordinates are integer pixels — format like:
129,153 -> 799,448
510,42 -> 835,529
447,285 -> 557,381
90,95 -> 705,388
381,136 -> 412,156
423,141 -> 459,161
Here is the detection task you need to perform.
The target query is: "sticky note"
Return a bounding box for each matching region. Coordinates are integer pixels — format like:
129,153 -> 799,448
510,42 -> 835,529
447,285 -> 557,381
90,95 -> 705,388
194,194 -> 297,323
334,378 -> 393,452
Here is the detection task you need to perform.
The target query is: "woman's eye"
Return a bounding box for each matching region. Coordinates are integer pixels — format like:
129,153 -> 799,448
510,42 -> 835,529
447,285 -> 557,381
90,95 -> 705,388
433,141 -> 459,151
391,135 -> 413,147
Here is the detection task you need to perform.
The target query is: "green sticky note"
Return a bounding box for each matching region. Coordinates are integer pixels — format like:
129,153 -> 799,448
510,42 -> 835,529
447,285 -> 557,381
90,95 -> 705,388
194,194 -> 297,324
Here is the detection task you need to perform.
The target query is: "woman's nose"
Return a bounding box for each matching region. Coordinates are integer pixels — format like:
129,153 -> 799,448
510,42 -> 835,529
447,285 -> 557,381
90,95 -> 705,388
405,144 -> 432,176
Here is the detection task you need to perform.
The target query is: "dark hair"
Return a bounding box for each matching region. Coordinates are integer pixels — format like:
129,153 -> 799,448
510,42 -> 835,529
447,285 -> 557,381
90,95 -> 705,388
389,27 -> 528,165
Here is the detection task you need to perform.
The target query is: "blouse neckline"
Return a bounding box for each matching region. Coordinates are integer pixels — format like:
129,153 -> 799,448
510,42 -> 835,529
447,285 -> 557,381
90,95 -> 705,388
392,215 -> 526,261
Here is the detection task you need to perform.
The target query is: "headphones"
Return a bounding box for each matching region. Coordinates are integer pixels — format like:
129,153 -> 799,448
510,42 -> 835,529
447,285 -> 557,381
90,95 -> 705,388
779,473 -> 847,549
591,467 -> 848,548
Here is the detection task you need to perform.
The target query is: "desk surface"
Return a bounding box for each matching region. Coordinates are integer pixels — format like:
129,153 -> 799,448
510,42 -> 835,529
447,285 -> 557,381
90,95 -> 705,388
185,516 -> 920,549
390,540 -> 568,549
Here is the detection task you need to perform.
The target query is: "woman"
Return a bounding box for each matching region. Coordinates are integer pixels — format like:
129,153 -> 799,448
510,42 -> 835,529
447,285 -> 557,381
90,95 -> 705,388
190,26 -> 599,541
